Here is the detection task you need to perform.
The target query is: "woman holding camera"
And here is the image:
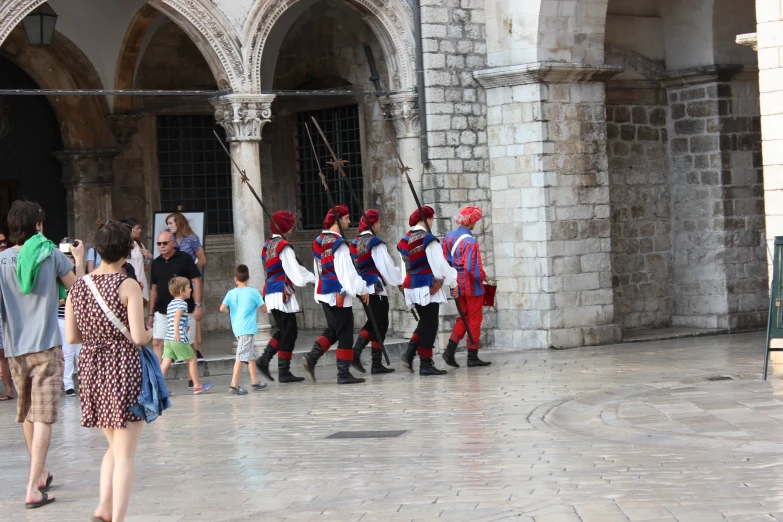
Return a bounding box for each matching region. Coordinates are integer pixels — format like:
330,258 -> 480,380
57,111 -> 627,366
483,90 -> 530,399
65,221 -> 152,522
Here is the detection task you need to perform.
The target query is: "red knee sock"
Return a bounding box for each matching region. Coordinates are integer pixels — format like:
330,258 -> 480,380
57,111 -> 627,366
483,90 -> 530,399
316,336 -> 332,353
410,333 -> 420,346
268,337 -> 280,353
417,346 -> 433,358
336,348 -> 353,361
359,330 -> 371,342
371,341 -> 382,350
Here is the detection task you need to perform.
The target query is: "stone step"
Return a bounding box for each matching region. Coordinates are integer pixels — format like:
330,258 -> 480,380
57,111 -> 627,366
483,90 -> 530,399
166,337 -> 410,380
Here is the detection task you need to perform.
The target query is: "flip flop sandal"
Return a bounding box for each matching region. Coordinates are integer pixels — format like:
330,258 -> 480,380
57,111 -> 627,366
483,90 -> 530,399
0,394 -> 13,401
251,383 -> 267,391
230,386 -> 248,395
25,491 -> 55,509
40,473 -> 53,492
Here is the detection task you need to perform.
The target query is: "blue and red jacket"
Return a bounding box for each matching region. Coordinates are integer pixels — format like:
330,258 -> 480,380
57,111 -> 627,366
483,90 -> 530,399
443,226 -> 485,296
262,236 -> 292,296
351,233 -> 385,287
313,232 -> 345,295
397,228 -> 439,290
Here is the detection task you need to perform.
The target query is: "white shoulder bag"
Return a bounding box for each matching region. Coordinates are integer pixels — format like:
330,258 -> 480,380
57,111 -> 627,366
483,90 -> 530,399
82,274 -> 138,349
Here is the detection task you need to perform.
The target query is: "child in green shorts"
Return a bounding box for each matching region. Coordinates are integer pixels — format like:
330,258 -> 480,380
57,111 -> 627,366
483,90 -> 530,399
160,276 -> 212,394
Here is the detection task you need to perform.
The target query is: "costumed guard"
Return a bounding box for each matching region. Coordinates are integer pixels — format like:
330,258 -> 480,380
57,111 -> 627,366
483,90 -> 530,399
303,205 -> 370,385
349,209 -> 402,375
442,206 -> 491,368
256,211 -> 317,383
397,205 -> 458,376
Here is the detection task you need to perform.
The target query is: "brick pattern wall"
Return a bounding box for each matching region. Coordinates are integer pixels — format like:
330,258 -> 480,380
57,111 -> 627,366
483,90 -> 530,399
667,81 -> 767,330
420,0 -> 496,347
606,102 -> 673,330
488,81 -> 619,349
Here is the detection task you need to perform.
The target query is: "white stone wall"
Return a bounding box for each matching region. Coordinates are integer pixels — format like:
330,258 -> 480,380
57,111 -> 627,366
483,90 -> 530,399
420,0 -> 496,347
759,0 -> 783,279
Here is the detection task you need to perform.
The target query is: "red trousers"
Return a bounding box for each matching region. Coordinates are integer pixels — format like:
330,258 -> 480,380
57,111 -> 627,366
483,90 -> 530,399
449,295 -> 483,349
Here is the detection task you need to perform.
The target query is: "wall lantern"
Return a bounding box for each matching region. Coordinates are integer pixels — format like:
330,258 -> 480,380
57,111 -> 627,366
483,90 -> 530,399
22,4 -> 58,47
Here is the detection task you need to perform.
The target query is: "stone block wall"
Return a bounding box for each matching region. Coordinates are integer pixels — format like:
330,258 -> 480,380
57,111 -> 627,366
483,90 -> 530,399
420,0 -> 496,347
606,98 -> 674,330
486,79 -> 620,349
666,77 -> 767,330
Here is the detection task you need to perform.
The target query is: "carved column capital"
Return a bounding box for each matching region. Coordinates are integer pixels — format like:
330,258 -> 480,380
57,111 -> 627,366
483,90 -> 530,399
211,94 -> 276,142
108,114 -> 142,147
54,149 -> 119,189
380,93 -> 420,139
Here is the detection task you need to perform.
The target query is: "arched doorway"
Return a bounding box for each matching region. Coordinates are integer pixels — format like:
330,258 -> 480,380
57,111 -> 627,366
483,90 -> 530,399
0,56 -> 66,241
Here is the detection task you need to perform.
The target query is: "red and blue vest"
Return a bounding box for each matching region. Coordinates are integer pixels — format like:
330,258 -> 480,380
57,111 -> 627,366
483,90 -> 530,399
350,233 -> 385,288
262,236 -> 291,296
313,232 -> 345,295
397,229 -> 439,290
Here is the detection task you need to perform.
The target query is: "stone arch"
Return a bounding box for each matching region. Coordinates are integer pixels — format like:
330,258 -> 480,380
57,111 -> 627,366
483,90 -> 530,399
114,4 -> 158,113
244,0 -> 416,92
0,26 -> 109,149
0,0 -> 244,92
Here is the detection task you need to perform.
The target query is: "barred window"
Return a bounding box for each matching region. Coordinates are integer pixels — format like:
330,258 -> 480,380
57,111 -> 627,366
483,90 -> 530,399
157,115 -> 233,235
296,105 -> 363,230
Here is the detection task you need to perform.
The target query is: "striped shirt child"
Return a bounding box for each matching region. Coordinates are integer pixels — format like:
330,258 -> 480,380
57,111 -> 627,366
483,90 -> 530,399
166,298 -> 189,344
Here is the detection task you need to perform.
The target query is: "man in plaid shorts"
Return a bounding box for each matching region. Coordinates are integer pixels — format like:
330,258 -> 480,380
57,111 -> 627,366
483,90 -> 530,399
0,200 -> 85,509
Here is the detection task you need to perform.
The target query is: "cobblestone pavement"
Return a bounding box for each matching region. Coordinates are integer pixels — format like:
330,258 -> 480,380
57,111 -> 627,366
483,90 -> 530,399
2,332 -> 783,521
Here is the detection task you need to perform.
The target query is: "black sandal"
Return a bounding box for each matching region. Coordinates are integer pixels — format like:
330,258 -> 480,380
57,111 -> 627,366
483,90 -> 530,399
40,473 -> 53,492
25,491 -> 55,509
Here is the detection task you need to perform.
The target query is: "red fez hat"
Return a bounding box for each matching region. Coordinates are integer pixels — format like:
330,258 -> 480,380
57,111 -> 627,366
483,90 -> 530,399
409,205 -> 435,227
455,205 -> 483,226
324,204 -> 350,229
270,211 -> 295,234
358,209 -> 380,232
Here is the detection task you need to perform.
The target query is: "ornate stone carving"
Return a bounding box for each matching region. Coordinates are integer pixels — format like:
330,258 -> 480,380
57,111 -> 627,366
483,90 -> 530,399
108,115 -> 142,147
211,94 -> 275,142
54,150 -> 119,189
246,0 -> 416,91
380,93 -> 420,139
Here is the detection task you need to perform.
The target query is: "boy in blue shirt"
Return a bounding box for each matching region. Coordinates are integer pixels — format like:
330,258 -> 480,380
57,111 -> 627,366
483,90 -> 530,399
220,264 -> 267,395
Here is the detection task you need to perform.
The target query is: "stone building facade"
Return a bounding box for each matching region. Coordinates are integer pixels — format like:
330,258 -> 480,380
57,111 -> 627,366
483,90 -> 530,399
0,0 -> 778,350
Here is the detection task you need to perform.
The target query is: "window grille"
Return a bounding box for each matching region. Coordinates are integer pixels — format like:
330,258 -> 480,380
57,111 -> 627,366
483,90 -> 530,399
157,115 -> 233,235
296,105 -> 363,230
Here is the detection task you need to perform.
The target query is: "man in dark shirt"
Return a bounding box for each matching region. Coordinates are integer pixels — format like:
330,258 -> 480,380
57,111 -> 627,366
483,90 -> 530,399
148,231 -> 202,360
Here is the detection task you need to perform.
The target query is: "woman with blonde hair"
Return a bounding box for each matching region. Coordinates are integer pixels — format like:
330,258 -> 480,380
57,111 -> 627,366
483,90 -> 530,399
165,213 -> 206,270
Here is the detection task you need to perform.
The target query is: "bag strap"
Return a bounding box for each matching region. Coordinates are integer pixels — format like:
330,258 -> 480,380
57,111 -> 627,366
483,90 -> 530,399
83,274 -> 136,346
450,233 -> 472,258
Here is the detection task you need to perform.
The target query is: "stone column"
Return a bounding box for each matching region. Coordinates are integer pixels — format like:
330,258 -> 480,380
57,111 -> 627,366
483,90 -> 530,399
662,66 -> 767,331
475,63 -> 623,349
212,94 -> 276,345
754,2 -> 783,274
380,93 -> 421,224
54,149 -> 119,244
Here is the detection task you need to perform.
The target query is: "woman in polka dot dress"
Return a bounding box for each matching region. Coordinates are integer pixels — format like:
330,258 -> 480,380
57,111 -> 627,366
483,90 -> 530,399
65,221 -> 152,522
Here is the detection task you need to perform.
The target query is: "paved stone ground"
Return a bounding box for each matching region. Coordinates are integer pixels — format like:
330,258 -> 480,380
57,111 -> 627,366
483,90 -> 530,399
3,331 -> 783,521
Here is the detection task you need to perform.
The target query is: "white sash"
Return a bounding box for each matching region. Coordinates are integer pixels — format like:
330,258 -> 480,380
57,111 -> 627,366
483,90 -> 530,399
450,233 -> 472,258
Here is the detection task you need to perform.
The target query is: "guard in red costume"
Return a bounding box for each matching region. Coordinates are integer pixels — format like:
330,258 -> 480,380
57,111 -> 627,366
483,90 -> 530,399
256,211 -> 317,383
349,209 -> 403,375
442,205 -> 491,368
397,206 -> 458,376
303,205 -> 370,385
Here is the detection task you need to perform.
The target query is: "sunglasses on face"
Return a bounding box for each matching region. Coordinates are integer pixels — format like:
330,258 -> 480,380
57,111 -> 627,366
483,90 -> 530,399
157,241 -> 171,246
0,239 -> 7,246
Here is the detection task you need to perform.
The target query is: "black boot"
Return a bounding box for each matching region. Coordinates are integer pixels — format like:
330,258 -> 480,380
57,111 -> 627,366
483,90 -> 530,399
302,342 -> 324,383
337,359 -> 366,384
419,357 -> 447,376
442,340 -> 460,368
255,344 -> 277,382
401,339 -> 418,374
278,357 -> 305,383
467,349 -> 491,367
371,347 -> 395,374
352,335 -> 369,374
